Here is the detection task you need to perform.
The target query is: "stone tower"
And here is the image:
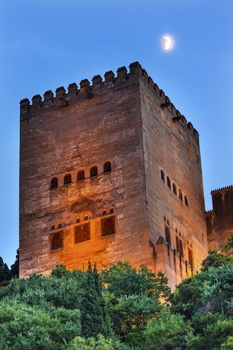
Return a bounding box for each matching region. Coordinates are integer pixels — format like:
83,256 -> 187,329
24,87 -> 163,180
206,186 -> 233,251
20,62 -> 208,288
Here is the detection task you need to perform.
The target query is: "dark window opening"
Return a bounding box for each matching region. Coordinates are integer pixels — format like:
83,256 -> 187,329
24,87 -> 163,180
188,248 -> 193,266
102,210 -> 107,215
109,208 -> 114,214
101,216 -> 115,236
179,190 -> 183,202
64,174 -> 72,185
184,196 -> 189,207
176,236 -> 183,257
104,161 -> 112,173
77,170 -> 85,181
51,177 -> 58,189
161,170 -> 165,182
167,176 -> 171,189
75,222 -> 90,243
90,166 -> 98,177
165,225 -> 171,245
173,183 -> 177,195
84,215 -> 89,221
51,232 -> 63,251
76,217 -> 80,223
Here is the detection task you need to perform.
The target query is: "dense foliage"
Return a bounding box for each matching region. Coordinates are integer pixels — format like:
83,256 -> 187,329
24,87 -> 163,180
0,250 -> 19,284
0,238 -> 232,349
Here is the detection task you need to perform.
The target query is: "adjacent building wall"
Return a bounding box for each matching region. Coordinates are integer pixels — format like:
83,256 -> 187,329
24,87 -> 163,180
206,186 -> 233,251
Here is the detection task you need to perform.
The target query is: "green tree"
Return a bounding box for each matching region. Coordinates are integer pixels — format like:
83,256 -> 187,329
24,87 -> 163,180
68,334 -> 130,350
0,257 -> 10,283
222,235 -> 233,255
102,262 -> 171,302
0,299 -> 80,350
80,263 -> 111,338
10,249 -> 19,278
201,251 -> 233,272
143,309 -> 192,350
187,313 -> 233,350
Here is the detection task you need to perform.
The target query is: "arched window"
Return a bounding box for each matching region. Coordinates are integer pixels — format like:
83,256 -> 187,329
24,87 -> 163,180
161,170 -> 165,182
167,176 -> 171,189
64,174 -> 72,185
184,196 -> 189,207
51,232 -> 63,251
173,183 -> 177,195
90,166 -> 98,177
179,189 -> 183,201
51,177 -> 58,189
103,161 -> 112,173
77,170 -> 85,181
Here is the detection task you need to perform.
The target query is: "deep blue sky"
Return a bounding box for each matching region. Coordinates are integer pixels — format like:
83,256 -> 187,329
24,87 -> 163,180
0,0 -> 232,266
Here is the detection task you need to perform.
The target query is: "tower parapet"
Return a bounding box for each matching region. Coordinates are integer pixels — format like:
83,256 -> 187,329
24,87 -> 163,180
20,62 -> 198,139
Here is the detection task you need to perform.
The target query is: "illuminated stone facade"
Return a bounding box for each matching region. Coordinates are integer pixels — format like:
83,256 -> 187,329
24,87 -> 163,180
20,62 -> 224,288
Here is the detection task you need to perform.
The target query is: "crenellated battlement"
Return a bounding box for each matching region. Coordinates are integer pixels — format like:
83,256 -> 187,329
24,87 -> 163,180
211,185 -> 233,194
20,61 -> 198,138
20,62 -> 141,118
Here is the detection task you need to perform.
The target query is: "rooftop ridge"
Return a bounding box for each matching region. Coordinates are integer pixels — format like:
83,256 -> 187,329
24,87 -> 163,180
211,185 -> 233,194
20,61 -> 198,137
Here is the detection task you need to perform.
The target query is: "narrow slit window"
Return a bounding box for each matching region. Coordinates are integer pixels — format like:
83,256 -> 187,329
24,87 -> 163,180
176,236 -> 184,257
165,225 -> 171,245
188,248 -> 193,266
173,183 -> 177,195
184,196 -> 189,207
179,189 -> 183,202
167,177 -> 171,189
161,170 -> 165,182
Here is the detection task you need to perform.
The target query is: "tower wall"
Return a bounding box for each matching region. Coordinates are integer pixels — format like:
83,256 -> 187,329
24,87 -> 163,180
139,69 -> 208,288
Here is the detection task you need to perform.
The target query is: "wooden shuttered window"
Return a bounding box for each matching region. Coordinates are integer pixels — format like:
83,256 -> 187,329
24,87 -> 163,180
74,222 -> 90,243
101,216 -> 115,237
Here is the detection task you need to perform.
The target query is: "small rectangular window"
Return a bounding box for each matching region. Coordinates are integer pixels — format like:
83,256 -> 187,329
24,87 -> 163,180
74,223 -> 90,243
101,216 -> 115,236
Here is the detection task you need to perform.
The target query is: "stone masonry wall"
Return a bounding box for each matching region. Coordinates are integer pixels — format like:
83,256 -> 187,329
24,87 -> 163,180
138,68 -> 208,288
20,64 -> 152,278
